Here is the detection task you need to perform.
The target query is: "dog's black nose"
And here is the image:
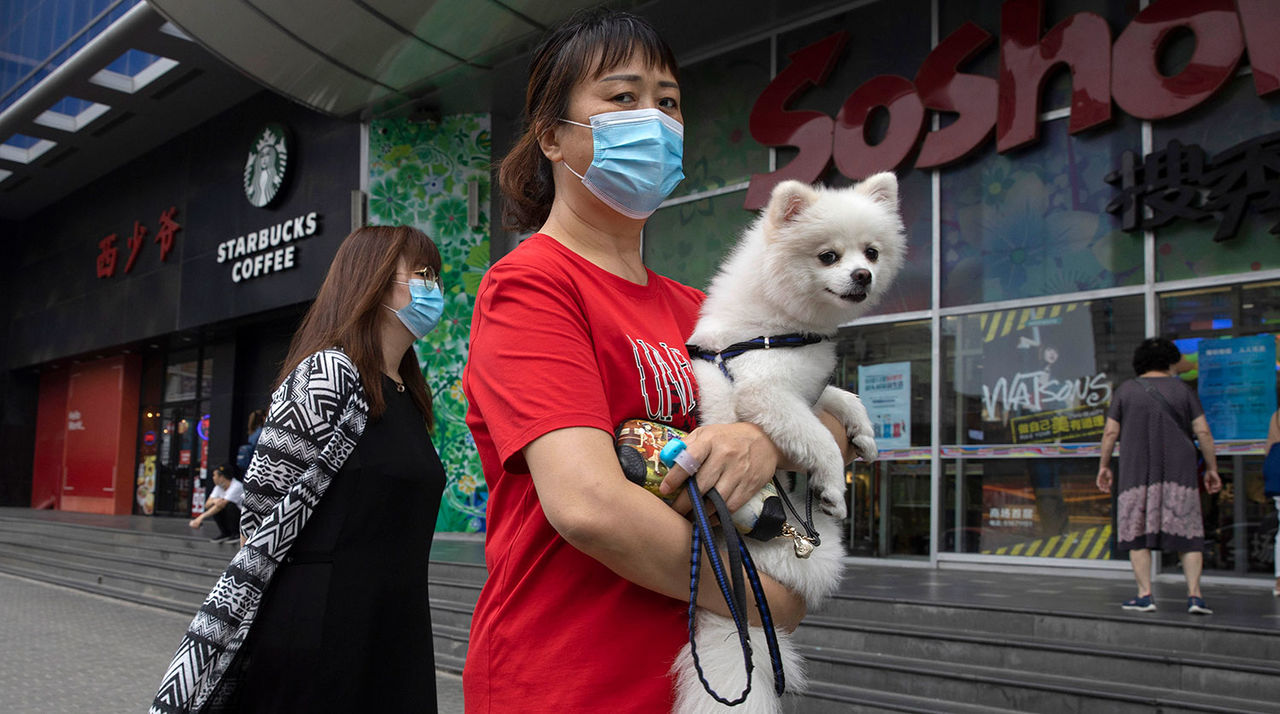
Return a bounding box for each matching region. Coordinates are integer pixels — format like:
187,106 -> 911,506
852,268 -> 872,286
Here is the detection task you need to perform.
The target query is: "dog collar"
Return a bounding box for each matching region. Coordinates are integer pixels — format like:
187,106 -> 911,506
686,333 -> 827,382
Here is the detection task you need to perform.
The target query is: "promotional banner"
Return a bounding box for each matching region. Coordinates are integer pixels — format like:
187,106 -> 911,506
1198,334 -> 1277,440
963,302 -> 1112,443
858,361 -> 911,450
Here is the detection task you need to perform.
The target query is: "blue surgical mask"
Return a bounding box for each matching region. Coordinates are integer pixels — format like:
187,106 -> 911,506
385,278 -> 443,340
561,108 -> 685,219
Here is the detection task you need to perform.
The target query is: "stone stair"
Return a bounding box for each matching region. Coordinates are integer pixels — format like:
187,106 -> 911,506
0,513 -> 228,613
3,510 -> 1278,712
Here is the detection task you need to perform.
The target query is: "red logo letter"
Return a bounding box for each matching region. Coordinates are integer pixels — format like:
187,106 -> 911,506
1112,0 -> 1242,120
997,0 -> 1112,152
832,75 -> 925,180
744,32 -> 847,210
914,22 -> 997,169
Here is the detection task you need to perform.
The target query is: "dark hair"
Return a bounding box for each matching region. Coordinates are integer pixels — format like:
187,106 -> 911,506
247,408 -> 266,434
498,8 -> 679,232
213,463 -> 237,482
277,225 -> 441,423
1132,337 -> 1182,375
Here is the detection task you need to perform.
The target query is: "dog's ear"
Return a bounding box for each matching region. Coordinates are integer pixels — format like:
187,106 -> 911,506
766,180 -> 817,232
854,171 -> 899,209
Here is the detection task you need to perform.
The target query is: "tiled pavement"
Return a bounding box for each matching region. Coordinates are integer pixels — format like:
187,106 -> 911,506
0,572 -> 466,713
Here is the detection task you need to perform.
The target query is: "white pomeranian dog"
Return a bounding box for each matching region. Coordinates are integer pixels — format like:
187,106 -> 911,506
671,173 -> 906,714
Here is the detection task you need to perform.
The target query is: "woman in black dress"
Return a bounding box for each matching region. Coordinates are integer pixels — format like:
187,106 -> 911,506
151,225 -> 446,713
1096,338 -> 1222,615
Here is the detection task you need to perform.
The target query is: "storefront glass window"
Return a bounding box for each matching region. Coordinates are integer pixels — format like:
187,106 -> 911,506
942,297 -> 1146,446
939,297 -> 1144,558
943,457 -> 1113,559
1160,281 -> 1280,574
939,115 -> 1145,306
1151,77 -> 1280,282
668,41 -> 770,200
644,189 -> 755,291
835,319 -> 931,557
163,349 -> 200,402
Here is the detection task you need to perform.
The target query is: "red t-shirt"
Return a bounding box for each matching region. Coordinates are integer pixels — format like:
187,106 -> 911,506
462,233 -> 703,713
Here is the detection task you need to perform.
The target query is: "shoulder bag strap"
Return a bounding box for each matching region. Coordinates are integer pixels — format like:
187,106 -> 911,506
1137,378 -> 1196,447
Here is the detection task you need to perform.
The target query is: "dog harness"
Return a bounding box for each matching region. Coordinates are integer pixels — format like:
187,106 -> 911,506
686,333 -> 827,382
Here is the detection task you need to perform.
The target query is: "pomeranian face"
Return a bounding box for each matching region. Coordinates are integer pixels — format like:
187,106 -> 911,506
761,174 -> 906,326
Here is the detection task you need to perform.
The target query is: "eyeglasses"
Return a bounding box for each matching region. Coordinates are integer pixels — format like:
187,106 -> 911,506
405,267 -> 441,291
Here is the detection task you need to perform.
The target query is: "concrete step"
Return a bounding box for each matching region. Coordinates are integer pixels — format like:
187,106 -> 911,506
794,615 -> 1280,702
0,561 -> 199,615
0,540 -> 224,590
798,644 -> 1278,714
0,547 -> 209,607
433,622 -> 471,666
428,576 -> 482,608
828,593 -> 1280,661
428,559 -> 486,584
0,518 -> 235,568
785,680 -> 1024,714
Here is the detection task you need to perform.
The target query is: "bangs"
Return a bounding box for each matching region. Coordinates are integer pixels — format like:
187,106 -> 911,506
584,29 -> 678,81
401,228 -> 442,274
560,12 -> 679,83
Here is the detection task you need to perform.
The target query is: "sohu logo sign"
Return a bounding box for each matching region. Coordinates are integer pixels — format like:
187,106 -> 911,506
744,0 -> 1279,210
244,124 -> 289,207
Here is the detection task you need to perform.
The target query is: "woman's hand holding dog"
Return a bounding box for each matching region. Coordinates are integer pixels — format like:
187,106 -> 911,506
660,422 -> 779,514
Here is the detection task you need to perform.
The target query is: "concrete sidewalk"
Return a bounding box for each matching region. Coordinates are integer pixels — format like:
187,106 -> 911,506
0,572 -> 465,713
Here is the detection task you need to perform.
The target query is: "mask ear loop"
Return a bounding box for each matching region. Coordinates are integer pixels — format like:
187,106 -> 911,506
558,118 -> 593,181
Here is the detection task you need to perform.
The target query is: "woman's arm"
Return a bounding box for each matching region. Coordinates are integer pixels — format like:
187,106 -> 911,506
525,427 -> 807,630
1266,411 -> 1280,453
1096,417 -> 1121,493
1192,415 -> 1222,494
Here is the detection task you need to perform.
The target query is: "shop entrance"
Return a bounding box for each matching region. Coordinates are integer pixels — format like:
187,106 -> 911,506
135,347 -> 212,517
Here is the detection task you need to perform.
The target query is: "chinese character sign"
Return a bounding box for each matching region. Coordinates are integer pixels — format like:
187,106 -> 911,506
1197,335 -> 1278,440
857,361 -> 910,450
1107,131 -> 1280,242
94,207 -> 180,278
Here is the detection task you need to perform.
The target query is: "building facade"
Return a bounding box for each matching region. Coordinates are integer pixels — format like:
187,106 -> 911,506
3,0 -> 1278,581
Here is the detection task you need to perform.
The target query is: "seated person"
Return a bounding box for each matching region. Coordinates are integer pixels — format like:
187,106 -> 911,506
189,465 -> 244,543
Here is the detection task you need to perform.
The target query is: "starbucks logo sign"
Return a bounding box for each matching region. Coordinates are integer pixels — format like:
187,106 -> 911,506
244,124 -> 289,207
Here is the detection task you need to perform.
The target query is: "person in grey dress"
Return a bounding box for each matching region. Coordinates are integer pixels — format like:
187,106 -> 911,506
1096,338 -> 1222,614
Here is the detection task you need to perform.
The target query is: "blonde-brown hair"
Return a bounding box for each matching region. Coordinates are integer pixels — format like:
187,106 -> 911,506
277,225 -> 442,423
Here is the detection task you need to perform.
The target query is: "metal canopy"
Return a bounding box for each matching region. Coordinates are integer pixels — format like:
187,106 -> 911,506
0,2 -> 260,220
145,0 -> 603,119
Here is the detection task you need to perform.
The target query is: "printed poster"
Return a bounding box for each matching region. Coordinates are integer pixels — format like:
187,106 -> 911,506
1198,334 -> 1277,440
858,361 -> 910,450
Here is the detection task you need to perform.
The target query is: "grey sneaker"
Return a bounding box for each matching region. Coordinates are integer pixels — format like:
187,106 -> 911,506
1187,597 -> 1212,615
1122,594 -> 1156,612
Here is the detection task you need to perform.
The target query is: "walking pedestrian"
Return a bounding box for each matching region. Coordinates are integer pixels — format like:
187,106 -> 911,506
1264,408 -> 1280,597
459,9 -> 860,712
152,225 -> 447,713
1097,337 -> 1222,614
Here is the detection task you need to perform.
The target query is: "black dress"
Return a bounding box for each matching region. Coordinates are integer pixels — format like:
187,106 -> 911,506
234,376 -> 445,712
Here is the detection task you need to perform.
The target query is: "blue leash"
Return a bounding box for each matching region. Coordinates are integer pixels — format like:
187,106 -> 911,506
666,440 -> 786,705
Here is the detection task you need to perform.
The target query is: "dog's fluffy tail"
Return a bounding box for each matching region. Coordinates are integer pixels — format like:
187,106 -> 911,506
670,612 -> 807,714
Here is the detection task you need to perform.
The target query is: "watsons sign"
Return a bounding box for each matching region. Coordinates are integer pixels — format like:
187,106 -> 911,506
216,211 -> 320,283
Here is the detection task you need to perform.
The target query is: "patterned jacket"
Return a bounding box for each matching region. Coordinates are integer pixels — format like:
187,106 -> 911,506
151,349 -> 368,713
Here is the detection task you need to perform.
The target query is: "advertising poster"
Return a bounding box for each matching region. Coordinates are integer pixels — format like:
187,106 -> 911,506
962,302 -> 1112,443
136,456 -> 156,515
1198,334 -> 1277,439
858,361 -> 910,450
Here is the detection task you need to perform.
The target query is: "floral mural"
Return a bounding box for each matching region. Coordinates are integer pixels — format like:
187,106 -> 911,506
369,114 -> 490,533
940,117 -> 1146,306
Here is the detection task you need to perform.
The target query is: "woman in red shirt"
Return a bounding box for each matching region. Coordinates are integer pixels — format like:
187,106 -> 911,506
462,9 -> 853,712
